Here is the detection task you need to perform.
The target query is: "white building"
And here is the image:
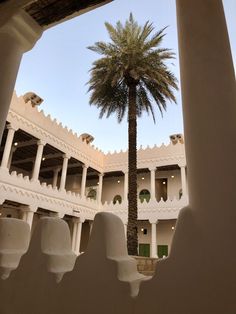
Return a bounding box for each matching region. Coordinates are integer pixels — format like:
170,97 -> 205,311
0,91 -> 188,258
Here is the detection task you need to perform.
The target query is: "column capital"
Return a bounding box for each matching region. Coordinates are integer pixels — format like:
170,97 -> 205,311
63,153 -> 70,159
0,9 -> 43,52
149,166 -> 157,172
6,123 -> 18,131
149,218 -> 159,224
99,172 -> 104,178
37,139 -> 46,146
72,216 -> 85,224
21,204 -> 37,213
178,161 -> 186,168
82,163 -> 88,169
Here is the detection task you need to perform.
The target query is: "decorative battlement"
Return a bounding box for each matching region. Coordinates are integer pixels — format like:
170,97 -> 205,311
0,167 -> 98,220
0,167 -> 187,222
9,92 -> 104,172
104,142 -> 185,172
7,92 -> 186,173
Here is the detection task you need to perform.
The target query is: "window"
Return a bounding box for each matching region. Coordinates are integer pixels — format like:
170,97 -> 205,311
113,195 -> 122,204
87,189 -> 97,200
139,189 -> 151,203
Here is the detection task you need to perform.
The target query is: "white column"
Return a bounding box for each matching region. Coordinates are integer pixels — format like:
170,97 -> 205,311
21,205 -> 37,229
59,154 -> 70,190
149,219 -> 158,258
179,164 -> 187,198
97,173 -> 104,205
7,146 -> 17,169
149,167 -> 156,200
123,171 -> 128,202
52,167 -> 61,188
1,124 -> 17,169
124,222 -> 128,239
89,220 -> 93,235
0,10 -> 42,142
31,140 -> 45,181
81,164 -> 88,198
72,217 -> 84,255
176,0 -> 236,223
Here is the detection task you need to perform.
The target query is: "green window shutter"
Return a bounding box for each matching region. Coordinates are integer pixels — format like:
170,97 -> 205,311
157,245 -> 168,258
139,243 -> 150,257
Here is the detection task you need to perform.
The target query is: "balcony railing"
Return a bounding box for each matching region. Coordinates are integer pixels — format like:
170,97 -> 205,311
0,167 -> 188,221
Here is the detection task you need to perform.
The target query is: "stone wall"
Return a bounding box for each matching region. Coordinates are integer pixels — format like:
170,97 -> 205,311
135,256 -> 158,276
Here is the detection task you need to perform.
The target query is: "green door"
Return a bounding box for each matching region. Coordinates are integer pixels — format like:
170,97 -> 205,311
158,245 -> 168,258
139,243 -> 150,257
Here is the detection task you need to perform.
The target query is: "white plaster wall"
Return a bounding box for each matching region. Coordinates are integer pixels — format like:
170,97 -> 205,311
0,93 -> 187,224
101,171 -> 182,204
102,176 -> 124,203
157,220 -> 176,249
137,173 -> 151,196
156,170 -> 182,200
138,220 -> 151,244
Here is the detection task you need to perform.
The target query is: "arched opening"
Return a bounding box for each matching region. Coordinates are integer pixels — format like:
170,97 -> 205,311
87,188 -> 97,200
113,195 -> 122,204
139,189 -> 150,203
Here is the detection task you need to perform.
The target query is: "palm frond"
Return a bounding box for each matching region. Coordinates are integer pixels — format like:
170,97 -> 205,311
87,14 -> 178,124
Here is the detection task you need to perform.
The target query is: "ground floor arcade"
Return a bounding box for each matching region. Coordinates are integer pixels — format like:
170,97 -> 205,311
0,200 -> 176,258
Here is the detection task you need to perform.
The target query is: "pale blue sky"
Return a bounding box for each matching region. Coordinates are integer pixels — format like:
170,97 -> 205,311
15,0 -> 236,153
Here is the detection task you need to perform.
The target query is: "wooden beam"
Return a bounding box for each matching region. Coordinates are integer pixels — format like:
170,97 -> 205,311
12,152 -> 63,165
40,162 -> 82,173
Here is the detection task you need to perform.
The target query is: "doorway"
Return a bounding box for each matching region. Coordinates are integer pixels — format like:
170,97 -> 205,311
156,178 -> 167,201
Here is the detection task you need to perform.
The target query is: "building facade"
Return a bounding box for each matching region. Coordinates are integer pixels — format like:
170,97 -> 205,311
0,92 -> 188,258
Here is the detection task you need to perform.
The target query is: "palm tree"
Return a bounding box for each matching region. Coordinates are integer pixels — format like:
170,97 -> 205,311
87,14 -> 178,256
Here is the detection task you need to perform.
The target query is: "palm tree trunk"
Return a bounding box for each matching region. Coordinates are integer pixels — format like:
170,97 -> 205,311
127,83 -> 138,256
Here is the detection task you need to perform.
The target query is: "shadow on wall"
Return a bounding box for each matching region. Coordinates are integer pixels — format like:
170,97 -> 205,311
0,210 -> 235,314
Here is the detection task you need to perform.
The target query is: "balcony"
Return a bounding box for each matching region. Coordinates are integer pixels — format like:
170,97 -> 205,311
0,167 -> 188,221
